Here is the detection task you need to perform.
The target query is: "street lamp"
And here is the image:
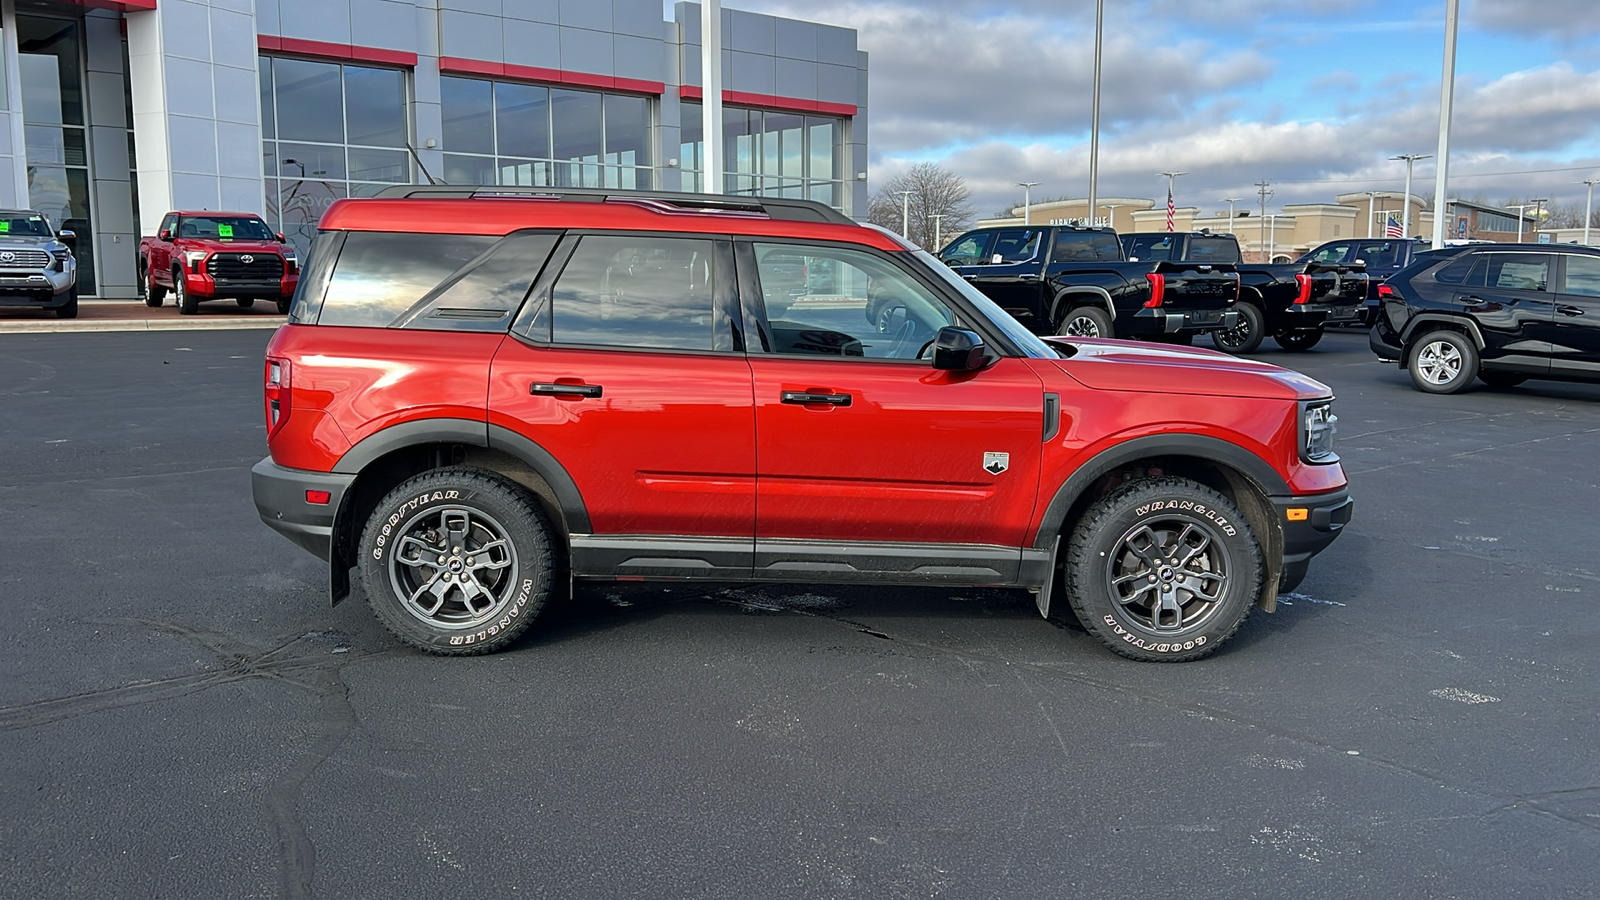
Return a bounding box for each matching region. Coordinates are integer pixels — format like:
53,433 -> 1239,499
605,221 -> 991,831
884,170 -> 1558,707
1016,181 -> 1040,225
1221,198 -> 1240,235
282,158 -> 306,178
1103,203 -> 1120,230
1086,0 -> 1104,224
1582,178 -> 1598,246
1430,0 -> 1460,249
896,189 -> 915,240
1508,201 -> 1535,242
1160,171 -> 1185,232
1364,190 -> 1380,237
1268,213 -> 1277,261
930,213 -> 945,251
1391,153 -> 1431,238
1532,197 -> 1548,240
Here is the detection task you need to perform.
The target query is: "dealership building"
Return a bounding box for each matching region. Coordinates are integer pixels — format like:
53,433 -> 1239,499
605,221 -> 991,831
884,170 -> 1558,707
0,0 -> 869,297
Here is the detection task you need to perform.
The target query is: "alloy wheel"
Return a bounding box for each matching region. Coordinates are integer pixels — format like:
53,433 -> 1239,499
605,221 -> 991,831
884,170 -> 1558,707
1415,339 -> 1463,385
1104,516 -> 1232,635
388,505 -> 521,629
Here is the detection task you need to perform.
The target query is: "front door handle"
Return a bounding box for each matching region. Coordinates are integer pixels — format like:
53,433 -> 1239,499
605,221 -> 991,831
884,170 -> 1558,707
781,390 -> 851,406
1557,305 -> 1586,317
530,382 -> 602,398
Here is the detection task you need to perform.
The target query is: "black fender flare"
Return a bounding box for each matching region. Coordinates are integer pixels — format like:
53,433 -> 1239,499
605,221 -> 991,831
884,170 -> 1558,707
1050,287 -> 1116,328
1399,313 -> 1486,350
1033,433 -> 1290,550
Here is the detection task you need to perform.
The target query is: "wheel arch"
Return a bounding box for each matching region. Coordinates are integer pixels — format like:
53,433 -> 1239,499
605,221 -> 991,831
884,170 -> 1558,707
1399,313 -> 1486,350
1050,286 -> 1116,327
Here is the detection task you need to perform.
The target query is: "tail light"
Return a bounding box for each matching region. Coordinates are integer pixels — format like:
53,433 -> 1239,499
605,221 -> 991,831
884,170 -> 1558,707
265,357 -> 291,438
1294,273 -> 1313,304
1377,283 -> 1397,299
1143,273 -> 1166,308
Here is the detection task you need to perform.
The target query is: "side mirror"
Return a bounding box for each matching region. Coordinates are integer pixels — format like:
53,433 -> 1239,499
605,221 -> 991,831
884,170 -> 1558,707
276,232 -> 287,243
931,326 -> 987,371
57,229 -> 76,250
158,229 -> 172,241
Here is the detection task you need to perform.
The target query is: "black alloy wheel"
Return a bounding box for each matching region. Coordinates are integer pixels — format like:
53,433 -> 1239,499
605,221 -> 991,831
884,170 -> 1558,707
1211,302 -> 1264,354
236,298 -> 254,309
1273,329 -> 1323,351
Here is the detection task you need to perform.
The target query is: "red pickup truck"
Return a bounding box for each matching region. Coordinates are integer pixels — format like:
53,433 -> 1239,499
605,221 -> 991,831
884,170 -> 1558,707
138,211 -> 299,314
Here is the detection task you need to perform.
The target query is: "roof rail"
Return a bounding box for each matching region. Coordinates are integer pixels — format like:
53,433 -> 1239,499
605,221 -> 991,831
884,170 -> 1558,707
371,185 -> 857,226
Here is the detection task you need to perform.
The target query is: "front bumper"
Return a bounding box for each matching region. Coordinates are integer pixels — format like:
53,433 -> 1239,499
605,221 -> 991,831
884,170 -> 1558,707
1128,307 -> 1241,335
1272,486 -> 1354,566
182,270 -> 298,299
252,457 -> 354,561
0,263 -> 76,305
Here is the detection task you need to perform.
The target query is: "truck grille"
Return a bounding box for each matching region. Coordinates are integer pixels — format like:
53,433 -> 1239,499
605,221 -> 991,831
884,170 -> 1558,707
0,249 -> 51,269
207,253 -> 284,285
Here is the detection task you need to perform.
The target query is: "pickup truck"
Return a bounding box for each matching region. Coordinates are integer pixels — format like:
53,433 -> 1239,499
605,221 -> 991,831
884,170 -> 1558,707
1121,231 -> 1369,353
0,209 -> 78,319
1299,237 -> 1460,326
139,211 -> 299,315
937,224 -> 1240,341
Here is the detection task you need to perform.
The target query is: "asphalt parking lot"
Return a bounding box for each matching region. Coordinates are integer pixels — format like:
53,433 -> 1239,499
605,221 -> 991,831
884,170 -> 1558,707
2,328 -> 1597,899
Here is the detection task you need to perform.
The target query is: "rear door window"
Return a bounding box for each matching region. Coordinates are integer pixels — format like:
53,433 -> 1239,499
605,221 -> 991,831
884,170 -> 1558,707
1051,232 -> 1123,262
317,232 -> 498,327
1561,254 -> 1600,297
545,235 -> 721,352
940,231 -> 994,265
1354,241 -> 1404,269
1122,235 -> 1176,261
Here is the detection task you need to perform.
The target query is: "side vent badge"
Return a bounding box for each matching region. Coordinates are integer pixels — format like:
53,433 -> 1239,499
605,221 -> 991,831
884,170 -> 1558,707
983,452 -> 1009,475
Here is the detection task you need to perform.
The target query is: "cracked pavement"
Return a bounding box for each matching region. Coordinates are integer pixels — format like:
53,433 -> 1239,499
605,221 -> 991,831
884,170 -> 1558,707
1,330 -> 1597,899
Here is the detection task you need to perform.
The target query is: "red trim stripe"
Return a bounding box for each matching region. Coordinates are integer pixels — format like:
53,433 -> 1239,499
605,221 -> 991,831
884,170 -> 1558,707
61,0 -> 157,10
439,57 -> 665,96
258,36 -> 419,68
679,85 -> 855,117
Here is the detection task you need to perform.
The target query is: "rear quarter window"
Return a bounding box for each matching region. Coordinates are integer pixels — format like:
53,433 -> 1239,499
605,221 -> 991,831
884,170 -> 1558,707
316,232 -> 498,327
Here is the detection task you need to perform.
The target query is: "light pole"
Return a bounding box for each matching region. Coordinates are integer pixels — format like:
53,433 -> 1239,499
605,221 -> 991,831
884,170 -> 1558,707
1391,154 -> 1431,238
1430,0 -> 1460,249
1160,171 -> 1185,232
1509,202 -> 1533,242
1087,0 -> 1104,225
1016,181 -> 1040,225
701,0 -> 723,193
896,189 -> 915,240
1533,197 -> 1548,240
930,213 -> 945,251
1583,178 -> 1598,246
1364,190 -> 1380,237
1268,214 -> 1277,262
1222,198 -> 1240,235
1103,203 -> 1119,230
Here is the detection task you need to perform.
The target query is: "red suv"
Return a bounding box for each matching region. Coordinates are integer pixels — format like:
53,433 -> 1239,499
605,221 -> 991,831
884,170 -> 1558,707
251,187 -> 1352,662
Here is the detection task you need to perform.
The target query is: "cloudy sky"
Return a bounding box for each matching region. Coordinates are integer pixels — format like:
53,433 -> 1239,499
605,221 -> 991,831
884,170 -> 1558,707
710,0 -> 1600,219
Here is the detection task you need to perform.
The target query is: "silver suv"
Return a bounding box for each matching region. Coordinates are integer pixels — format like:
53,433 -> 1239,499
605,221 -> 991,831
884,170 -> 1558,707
0,210 -> 78,319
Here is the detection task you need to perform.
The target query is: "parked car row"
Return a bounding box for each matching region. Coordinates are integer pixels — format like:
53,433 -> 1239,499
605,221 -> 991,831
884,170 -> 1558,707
0,209 -> 79,319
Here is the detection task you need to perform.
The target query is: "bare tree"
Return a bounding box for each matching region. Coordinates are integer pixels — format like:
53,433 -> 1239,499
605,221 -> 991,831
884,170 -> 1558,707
867,162 -> 977,251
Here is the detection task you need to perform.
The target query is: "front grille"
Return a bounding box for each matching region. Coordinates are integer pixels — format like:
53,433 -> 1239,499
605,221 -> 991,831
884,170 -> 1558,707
0,249 -> 51,269
207,253 -> 284,284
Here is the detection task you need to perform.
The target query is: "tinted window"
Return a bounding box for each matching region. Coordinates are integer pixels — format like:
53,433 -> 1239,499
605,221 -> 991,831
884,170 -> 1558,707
393,231 -> 556,331
1304,242 -> 1350,265
991,228 -> 1043,263
1051,232 -> 1123,262
318,232 -> 497,327
176,215 -> 275,241
755,242 -> 956,360
1468,253 -> 1550,291
941,231 -> 993,264
287,229 -> 342,324
1563,255 -> 1600,297
1189,236 -> 1239,263
1354,241 -> 1404,268
550,235 -> 717,351
0,213 -> 53,237
1123,235 -> 1176,261
159,213 -> 177,236
1432,254 -> 1477,285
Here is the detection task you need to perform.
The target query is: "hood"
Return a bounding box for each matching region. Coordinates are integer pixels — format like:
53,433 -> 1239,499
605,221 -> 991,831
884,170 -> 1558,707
1045,337 -> 1331,401
0,234 -> 64,248
173,237 -> 286,253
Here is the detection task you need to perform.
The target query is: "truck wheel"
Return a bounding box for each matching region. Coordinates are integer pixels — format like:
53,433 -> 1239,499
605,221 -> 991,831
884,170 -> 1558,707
1408,329 -> 1477,394
1057,306 -> 1114,338
1478,371 -> 1527,389
1273,328 -> 1323,351
53,287 -> 78,319
143,262 -> 165,308
1063,476 -> 1262,663
359,467 -> 555,656
276,297 -> 292,315
1211,303 -> 1263,354
236,298 -> 255,309
174,268 -> 198,315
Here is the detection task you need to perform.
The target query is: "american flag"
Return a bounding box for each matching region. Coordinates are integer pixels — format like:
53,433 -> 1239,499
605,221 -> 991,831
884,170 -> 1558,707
1166,184 -> 1175,232
1385,217 -> 1403,238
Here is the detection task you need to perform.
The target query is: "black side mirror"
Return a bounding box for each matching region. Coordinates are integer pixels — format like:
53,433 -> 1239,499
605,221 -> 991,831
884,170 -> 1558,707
276,232 -> 287,243
931,326 -> 987,371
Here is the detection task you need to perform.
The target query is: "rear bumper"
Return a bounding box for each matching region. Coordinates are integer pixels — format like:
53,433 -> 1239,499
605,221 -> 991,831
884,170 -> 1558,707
1369,320 -> 1403,362
252,457 -> 354,561
1128,307 -> 1240,335
1273,487 -> 1353,566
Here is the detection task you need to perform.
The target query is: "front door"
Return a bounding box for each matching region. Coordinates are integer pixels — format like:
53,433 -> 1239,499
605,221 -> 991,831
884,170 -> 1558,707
959,227 -> 1048,323
742,240 -> 1046,582
1552,253 -> 1600,376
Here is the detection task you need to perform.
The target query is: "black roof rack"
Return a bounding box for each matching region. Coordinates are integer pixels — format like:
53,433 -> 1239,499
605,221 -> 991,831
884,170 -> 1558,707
371,185 -> 857,226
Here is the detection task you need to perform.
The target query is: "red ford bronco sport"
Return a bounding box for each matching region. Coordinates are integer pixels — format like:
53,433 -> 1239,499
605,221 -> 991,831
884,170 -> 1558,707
251,187 -> 1352,662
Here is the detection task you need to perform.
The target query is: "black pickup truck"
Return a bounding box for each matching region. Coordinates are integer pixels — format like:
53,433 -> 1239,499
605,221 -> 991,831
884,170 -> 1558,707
938,224 -> 1240,341
1122,231 -> 1369,353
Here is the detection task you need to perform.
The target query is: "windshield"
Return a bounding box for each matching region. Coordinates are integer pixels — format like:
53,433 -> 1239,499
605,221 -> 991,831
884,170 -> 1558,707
912,249 -> 1059,358
177,215 -> 275,241
0,213 -> 55,238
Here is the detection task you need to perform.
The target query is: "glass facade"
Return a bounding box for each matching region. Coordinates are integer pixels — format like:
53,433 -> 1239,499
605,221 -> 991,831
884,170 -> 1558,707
259,56 -> 411,253
17,14 -> 96,293
439,77 -> 653,190
679,101 -> 842,209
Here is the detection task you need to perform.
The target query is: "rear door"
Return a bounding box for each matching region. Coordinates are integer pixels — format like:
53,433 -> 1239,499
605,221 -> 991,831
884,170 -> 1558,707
1551,253 -> 1600,375
1450,252 -> 1556,372
741,239 -> 1046,583
488,233 -> 756,576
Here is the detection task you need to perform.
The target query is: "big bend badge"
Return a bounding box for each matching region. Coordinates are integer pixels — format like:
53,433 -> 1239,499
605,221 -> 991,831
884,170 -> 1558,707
983,452 -> 1009,475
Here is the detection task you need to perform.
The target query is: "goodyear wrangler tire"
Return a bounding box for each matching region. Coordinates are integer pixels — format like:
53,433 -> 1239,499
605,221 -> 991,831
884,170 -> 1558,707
359,467 -> 554,656
1064,477 -> 1262,662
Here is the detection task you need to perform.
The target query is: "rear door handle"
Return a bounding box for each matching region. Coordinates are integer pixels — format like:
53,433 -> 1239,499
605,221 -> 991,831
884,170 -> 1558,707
530,382 -> 602,398
781,391 -> 851,406
1557,305 -> 1586,317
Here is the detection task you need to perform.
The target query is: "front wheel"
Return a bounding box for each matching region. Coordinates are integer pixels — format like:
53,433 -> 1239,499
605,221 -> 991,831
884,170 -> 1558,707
53,287 -> 78,319
1273,328 -> 1323,351
1056,306 -> 1114,338
1063,477 -> 1262,662
359,468 -> 555,656
1211,303 -> 1264,354
174,270 -> 198,315
236,297 -> 255,309
276,296 -> 292,315
1408,329 -> 1477,394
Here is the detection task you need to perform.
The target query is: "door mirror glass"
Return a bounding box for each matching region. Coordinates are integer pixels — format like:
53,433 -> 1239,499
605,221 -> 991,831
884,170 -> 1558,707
158,229 -> 171,241
931,326 -> 986,371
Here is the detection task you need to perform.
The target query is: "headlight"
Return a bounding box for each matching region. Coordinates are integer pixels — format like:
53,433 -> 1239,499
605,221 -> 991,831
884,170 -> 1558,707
184,250 -> 208,270
282,249 -> 298,272
1301,400 -> 1338,463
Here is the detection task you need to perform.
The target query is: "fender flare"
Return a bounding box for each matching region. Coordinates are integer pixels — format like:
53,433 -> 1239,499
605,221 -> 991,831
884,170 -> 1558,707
1050,286 -> 1116,329
1033,433 -> 1291,550
1399,313 -> 1486,350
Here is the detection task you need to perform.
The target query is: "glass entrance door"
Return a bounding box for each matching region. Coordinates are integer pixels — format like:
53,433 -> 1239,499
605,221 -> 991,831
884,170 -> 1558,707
17,14 -> 95,294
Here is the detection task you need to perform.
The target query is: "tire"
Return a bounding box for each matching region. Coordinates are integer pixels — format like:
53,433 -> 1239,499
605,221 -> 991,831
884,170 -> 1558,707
1273,328 -> 1323,351
1056,306 -> 1114,338
1478,370 -> 1528,389
359,467 -> 555,656
53,287 -> 77,319
175,269 -> 198,315
1407,329 -> 1477,394
236,297 -> 255,309
144,262 -> 165,308
1211,302 -> 1264,354
1063,477 -> 1262,663
276,297 -> 292,315
1153,333 -> 1194,346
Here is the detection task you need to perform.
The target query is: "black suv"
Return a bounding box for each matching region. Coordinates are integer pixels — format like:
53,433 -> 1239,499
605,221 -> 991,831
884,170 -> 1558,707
1370,243 -> 1600,392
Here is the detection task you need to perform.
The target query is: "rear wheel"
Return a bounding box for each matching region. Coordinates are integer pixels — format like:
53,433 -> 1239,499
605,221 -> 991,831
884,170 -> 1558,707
360,467 -> 555,656
1064,476 -> 1262,662
174,268 -> 198,315
236,297 -> 255,309
1273,328 -> 1323,351
53,287 -> 77,319
1478,370 -> 1527,389
1211,302 -> 1264,354
1408,329 -> 1477,394
276,296 -> 292,315
1056,306 -> 1114,338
